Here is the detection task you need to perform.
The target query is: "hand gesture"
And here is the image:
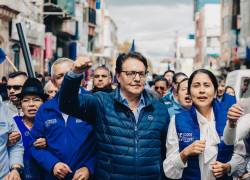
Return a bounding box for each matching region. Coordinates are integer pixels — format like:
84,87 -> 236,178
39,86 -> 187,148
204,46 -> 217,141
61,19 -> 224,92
33,138 -> 47,148
7,131 -> 21,146
184,140 -> 206,156
53,162 -> 72,179
73,56 -> 92,74
4,169 -> 21,180
211,161 -> 230,178
72,167 -> 90,180
227,104 -> 244,128
180,140 -> 206,163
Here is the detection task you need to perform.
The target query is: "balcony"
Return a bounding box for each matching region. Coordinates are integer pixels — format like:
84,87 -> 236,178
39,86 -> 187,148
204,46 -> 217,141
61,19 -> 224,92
0,0 -> 21,20
44,0 -> 75,18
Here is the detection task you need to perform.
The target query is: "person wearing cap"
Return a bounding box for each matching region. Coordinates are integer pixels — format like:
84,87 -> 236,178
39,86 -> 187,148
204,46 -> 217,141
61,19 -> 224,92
13,78 -> 48,179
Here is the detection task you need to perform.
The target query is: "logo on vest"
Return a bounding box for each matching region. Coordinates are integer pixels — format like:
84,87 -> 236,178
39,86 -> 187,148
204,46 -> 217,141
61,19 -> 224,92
76,119 -> 83,123
164,102 -> 171,105
25,131 -> 30,137
45,119 -> 57,127
147,115 -> 154,121
178,133 -> 193,142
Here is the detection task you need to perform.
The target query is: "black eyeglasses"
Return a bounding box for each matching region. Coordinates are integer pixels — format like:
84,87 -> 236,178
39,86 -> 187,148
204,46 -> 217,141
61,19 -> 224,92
155,86 -> 165,91
121,71 -> 147,79
7,85 -> 23,91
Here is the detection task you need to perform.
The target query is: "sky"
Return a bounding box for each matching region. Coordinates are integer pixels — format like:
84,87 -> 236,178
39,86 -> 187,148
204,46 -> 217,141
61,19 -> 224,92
107,0 -> 194,62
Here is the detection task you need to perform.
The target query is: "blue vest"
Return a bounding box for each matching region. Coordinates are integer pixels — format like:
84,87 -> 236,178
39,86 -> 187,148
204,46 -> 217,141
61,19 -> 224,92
14,116 -> 44,180
216,93 -> 236,112
175,101 -> 233,180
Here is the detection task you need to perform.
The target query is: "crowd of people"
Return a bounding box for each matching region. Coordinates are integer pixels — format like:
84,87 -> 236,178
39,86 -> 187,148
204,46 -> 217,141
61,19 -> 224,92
0,51 -> 250,180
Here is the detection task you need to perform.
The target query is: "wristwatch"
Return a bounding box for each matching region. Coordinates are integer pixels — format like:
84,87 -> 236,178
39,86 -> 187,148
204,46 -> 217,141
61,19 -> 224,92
10,166 -> 23,175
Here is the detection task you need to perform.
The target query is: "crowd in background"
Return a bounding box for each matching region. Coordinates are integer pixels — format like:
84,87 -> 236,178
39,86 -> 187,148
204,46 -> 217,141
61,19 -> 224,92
0,52 -> 250,180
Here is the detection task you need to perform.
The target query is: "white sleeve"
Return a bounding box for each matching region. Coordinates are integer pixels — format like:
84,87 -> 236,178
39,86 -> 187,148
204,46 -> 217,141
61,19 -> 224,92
228,140 -> 247,177
224,113 -> 250,145
163,116 -> 187,179
7,112 -> 24,167
223,121 -> 237,145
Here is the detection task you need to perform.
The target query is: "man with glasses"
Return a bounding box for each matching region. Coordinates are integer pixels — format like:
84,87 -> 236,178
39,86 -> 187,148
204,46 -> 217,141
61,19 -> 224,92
59,52 -> 170,179
5,71 -> 27,116
154,77 -> 169,97
92,65 -> 113,93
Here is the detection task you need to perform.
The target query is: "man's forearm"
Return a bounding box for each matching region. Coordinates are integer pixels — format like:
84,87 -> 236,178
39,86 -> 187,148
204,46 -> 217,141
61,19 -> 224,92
223,122 -> 237,145
8,140 -> 24,168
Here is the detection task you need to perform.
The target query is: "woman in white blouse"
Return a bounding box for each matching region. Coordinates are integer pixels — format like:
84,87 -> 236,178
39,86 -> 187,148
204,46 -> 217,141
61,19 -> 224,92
164,69 -> 234,180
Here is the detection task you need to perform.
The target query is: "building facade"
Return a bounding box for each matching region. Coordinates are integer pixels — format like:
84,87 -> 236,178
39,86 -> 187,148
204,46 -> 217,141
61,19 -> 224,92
221,0 -> 250,70
0,0 -> 45,76
193,0 -> 221,73
175,36 -> 195,76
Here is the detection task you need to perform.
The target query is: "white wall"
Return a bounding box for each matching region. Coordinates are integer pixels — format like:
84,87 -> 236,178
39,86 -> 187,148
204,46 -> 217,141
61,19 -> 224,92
200,4 -> 221,67
203,4 -> 221,36
103,11 -> 118,58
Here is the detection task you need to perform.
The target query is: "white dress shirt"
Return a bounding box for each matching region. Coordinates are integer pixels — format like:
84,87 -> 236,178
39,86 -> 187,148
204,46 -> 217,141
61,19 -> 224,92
163,109 -> 221,180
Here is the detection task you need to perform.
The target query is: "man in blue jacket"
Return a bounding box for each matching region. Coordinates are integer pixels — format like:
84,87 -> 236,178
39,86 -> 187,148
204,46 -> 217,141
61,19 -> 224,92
30,58 -> 95,180
59,52 -> 170,179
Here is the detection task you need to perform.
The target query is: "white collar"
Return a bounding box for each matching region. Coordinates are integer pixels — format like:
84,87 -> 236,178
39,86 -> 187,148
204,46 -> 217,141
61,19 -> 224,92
196,108 -> 220,164
196,108 -> 215,125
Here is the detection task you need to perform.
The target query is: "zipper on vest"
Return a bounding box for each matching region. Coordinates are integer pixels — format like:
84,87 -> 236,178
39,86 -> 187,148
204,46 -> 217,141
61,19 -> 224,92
132,112 -> 138,179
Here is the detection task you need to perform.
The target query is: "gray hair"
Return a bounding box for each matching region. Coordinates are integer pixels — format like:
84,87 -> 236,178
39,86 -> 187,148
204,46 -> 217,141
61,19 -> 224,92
51,57 -> 73,77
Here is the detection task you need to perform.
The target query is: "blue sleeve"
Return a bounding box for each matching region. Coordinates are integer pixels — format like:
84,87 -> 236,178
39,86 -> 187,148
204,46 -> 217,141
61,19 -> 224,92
83,155 -> 96,176
30,108 -> 60,173
225,93 -> 237,109
59,72 -> 99,124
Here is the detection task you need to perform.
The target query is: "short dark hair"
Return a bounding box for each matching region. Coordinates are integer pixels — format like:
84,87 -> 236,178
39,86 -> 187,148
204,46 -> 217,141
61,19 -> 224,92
95,65 -> 112,77
115,52 -> 148,74
177,78 -> 189,93
1,76 -> 7,82
217,77 -> 226,84
173,72 -> 187,84
35,72 -> 43,78
188,69 -> 218,94
163,70 -> 175,77
154,77 -> 169,87
8,71 -> 27,79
